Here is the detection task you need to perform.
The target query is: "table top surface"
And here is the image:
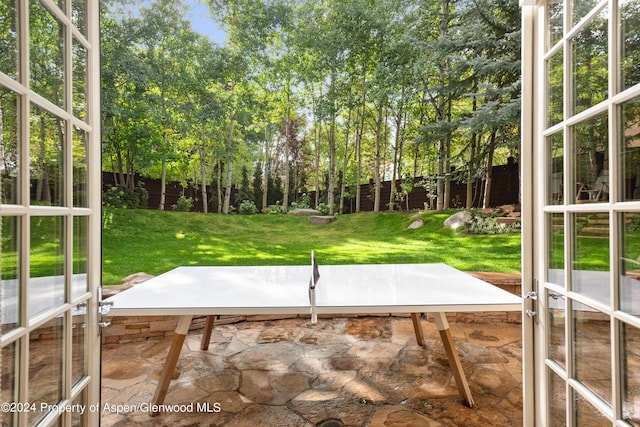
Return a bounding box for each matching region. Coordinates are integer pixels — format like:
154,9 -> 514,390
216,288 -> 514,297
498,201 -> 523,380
105,263 -> 522,316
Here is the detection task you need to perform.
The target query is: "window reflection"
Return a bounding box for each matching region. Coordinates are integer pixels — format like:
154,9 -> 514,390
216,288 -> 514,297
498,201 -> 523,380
572,0 -> 600,25
73,127 -> 88,207
29,216 -> 65,319
1,216 -> 19,334
572,113 -> 608,204
620,97 -> 640,201
574,388 -> 611,425
548,290 -> 566,366
0,0 -> 18,79
72,216 -> 88,299
28,316 -> 63,426
548,0 -> 563,49
548,213 -> 566,287
549,369 -> 567,426
72,0 -> 87,36
547,50 -> 563,127
72,304 -> 87,385
571,7 -> 608,115
30,105 -> 65,207
30,1 -> 66,109
573,299 -> 611,405
620,212 -> 640,316
548,133 -> 564,205
72,38 -> 87,121
0,341 -> 18,427
1,87 -> 19,205
623,323 -> 640,424
572,213 -> 610,304
621,0 -> 640,91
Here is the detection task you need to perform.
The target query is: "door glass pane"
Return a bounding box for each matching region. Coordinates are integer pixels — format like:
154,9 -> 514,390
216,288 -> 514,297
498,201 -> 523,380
29,216 -> 65,318
623,322 -> 640,425
548,132 -> 564,205
621,211 -> 640,316
621,0 -> 640,91
72,303 -> 87,385
30,105 -> 65,207
1,340 -> 18,427
549,368 -> 567,426
572,0 -> 600,25
573,113 -> 608,204
71,0 -> 86,36
72,38 -> 87,121
1,216 -> 19,333
574,388 -> 612,425
30,1 -> 66,109
0,0 -> 18,79
620,96 -> 640,202
573,299 -> 611,405
548,49 -> 564,127
1,87 -> 19,205
71,392 -> 86,426
72,216 -> 88,299
573,213 -> 610,304
72,127 -> 88,207
548,213 -> 566,286
549,290 -> 566,366
548,0 -> 564,49
28,316 -> 64,426
571,7 -> 609,116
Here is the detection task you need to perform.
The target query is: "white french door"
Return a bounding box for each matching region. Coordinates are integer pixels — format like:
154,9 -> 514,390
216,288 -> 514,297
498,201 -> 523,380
522,0 -> 640,425
1,1 -> 102,426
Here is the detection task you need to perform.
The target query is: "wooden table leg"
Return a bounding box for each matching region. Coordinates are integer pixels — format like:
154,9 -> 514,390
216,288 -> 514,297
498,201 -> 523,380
200,315 -> 215,351
432,312 -> 475,408
151,315 -> 193,415
410,313 -> 425,346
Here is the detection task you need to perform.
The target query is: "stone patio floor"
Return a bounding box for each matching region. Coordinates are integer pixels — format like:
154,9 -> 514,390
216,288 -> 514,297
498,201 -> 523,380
101,316 -> 523,426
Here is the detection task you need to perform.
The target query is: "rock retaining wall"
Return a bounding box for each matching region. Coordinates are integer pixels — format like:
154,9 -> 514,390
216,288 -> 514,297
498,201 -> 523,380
101,272 -> 523,345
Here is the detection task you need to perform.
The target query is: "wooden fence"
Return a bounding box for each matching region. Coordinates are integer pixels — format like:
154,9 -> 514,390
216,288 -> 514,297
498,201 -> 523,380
102,161 -> 521,212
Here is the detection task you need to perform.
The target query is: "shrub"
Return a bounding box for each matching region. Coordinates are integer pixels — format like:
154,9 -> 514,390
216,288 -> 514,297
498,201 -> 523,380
264,202 -> 283,215
103,183 -> 148,209
239,200 -> 258,215
627,214 -> 640,232
457,210 -> 521,235
172,195 -> 193,212
317,202 -> 331,215
291,193 -> 311,210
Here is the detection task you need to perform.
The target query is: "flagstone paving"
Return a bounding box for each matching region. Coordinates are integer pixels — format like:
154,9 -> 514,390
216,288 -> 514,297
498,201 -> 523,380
101,316 -> 522,426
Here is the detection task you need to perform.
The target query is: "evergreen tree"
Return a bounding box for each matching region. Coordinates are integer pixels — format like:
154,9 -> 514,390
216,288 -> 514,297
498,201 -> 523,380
236,165 -> 253,206
252,163 -> 263,211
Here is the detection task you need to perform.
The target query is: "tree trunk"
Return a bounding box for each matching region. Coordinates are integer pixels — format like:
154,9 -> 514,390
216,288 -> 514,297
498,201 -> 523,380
216,160 -> 222,213
327,71 -> 337,216
314,123 -> 321,208
483,130 -> 498,209
373,104 -> 384,212
222,111 -> 236,214
339,106 -> 352,214
223,161 -> 233,214
389,98 -> 405,211
262,127 -> 269,212
355,73 -> 367,213
199,143 -> 208,214
283,90 -> 290,214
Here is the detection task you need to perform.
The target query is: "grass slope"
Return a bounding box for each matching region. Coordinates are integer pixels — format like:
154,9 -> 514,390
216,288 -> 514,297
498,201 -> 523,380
101,208 -> 522,285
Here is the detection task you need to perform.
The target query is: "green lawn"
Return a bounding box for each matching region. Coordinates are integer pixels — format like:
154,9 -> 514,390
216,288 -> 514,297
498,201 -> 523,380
101,208 -> 522,285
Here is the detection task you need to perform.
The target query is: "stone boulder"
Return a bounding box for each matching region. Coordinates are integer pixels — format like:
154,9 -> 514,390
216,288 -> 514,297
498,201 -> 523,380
290,208 -> 321,216
407,219 -> 424,229
444,211 -> 472,229
309,215 -> 337,225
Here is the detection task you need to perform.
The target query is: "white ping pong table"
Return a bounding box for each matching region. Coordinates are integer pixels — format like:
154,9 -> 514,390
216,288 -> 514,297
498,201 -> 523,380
104,262 -> 522,412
